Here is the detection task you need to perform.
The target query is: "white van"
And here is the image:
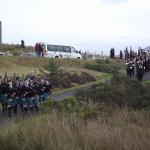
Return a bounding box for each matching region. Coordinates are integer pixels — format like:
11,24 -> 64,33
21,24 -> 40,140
43,44 -> 82,59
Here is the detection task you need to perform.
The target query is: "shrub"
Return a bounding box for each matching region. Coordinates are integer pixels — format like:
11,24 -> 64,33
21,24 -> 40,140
41,97 -> 80,114
76,75 -> 149,110
132,94 -> 150,110
43,61 -> 95,88
44,59 -> 59,76
85,63 -> 120,74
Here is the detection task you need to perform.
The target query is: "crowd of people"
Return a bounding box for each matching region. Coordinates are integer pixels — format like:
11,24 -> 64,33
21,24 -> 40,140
110,47 -> 150,81
125,49 -> 150,81
0,74 -> 52,117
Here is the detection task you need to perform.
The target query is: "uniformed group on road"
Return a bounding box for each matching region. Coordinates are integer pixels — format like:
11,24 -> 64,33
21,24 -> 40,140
0,74 -> 52,117
125,49 -> 150,81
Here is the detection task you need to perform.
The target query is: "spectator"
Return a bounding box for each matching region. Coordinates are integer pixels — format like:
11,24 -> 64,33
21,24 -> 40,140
21,40 -> 25,48
35,42 -> 40,57
39,42 -> 44,57
120,50 -> 123,59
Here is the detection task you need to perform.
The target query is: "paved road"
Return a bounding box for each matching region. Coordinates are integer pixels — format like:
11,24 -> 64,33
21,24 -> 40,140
131,71 -> 150,81
51,90 -> 76,101
143,71 -> 150,80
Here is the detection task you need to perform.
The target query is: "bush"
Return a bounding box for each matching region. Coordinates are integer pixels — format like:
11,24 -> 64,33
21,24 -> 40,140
44,59 -> 59,76
41,97 -> 100,121
41,97 -> 80,114
85,63 -> 120,74
76,75 -> 149,110
132,94 -> 150,110
43,61 -> 95,88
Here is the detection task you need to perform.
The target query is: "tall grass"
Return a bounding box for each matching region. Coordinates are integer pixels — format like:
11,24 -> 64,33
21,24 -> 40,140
0,109 -> 150,150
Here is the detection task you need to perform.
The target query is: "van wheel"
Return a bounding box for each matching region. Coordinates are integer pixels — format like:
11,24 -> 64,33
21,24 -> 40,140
77,57 -> 80,59
55,56 -> 59,58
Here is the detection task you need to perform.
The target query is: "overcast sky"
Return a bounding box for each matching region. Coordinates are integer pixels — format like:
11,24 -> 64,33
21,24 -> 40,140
0,0 -> 150,54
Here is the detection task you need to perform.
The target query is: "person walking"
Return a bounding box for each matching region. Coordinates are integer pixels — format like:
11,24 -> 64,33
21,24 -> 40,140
35,42 -> 39,57
39,43 -> 44,57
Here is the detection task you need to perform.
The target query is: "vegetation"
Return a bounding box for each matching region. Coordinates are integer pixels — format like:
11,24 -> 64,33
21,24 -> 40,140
1,48 -> 149,149
39,59 -> 96,88
0,107 -> 149,150
85,58 -> 122,74
0,43 -> 33,55
76,74 -> 150,110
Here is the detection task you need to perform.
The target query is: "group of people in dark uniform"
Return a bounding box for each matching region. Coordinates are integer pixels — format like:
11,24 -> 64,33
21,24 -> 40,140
125,49 -> 150,81
0,74 -> 52,117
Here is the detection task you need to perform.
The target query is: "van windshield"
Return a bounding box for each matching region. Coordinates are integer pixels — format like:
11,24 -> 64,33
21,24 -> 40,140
72,47 -> 78,53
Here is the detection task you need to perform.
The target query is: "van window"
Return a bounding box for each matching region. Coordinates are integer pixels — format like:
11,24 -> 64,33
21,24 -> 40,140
64,46 -> 71,53
57,46 -> 64,52
47,45 -> 57,51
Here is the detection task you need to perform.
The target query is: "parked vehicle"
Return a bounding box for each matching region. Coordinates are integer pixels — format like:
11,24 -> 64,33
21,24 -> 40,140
20,52 -> 36,57
43,44 -> 82,59
0,51 -> 5,56
0,51 -> 13,56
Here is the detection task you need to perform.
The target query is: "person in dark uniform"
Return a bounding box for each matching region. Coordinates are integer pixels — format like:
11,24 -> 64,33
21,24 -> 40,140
130,60 -> 135,76
7,81 -> 14,117
136,60 -> 144,81
22,80 -> 30,115
33,82 -> 39,113
28,81 -> 35,114
13,80 -> 21,114
126,61 -> 132,77
1,79 -> 9,111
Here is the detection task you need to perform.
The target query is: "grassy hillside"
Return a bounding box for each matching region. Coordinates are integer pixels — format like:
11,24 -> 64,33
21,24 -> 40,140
0,56 -> 122,75
0,56 -> 118,92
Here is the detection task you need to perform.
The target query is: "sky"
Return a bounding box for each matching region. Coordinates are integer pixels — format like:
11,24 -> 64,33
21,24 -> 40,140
0,0 -> 150,54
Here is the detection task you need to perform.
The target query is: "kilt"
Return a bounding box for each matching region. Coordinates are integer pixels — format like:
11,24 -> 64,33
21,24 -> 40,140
7,98 -> 13,108
22,97 -> 28,108
28,97 -> 34,107
33,95 -> 39,107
